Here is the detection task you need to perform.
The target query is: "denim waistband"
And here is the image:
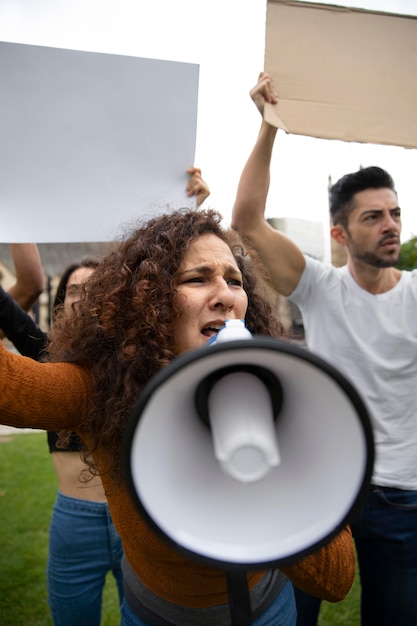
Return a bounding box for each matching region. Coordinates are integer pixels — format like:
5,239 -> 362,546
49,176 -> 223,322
370,485 -> 417,493
54,490 -> 110,515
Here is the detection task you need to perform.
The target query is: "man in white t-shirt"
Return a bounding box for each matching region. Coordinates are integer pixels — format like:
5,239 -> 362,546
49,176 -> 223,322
231,72 -> 417,626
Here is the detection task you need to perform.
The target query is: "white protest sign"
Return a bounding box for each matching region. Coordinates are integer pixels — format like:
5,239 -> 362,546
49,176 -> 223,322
0,42 -> 199,242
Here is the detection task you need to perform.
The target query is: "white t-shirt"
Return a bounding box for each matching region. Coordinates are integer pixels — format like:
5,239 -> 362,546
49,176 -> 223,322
290,255 -> 417,489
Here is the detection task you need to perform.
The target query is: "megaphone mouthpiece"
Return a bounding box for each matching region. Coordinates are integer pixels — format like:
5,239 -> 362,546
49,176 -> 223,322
207,319 -> 253,345
208,370 -> 281,482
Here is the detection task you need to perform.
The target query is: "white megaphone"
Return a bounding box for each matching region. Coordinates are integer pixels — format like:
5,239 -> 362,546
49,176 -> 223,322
123,321 -> 374,625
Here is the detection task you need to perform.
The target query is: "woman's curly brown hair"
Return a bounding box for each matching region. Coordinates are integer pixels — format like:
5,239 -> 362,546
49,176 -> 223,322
47,208 -> 285,479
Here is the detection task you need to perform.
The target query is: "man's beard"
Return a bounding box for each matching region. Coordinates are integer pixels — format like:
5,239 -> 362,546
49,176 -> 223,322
351,249 -> 400,268
347,232 -> 400,268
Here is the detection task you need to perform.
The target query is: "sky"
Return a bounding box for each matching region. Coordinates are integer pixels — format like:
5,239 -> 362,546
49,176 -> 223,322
0,0 -> 416,255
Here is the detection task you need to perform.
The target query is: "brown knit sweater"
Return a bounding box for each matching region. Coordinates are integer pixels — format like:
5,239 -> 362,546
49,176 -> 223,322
0,342 -> 355,606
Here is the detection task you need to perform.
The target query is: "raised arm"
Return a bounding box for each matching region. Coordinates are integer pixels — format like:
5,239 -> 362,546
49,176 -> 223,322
8,243 -> 45,310
231,73 -> 305,297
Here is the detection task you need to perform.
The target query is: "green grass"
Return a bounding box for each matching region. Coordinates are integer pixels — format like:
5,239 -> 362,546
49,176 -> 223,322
319,571 -> 361,625
0,431 -> 361,625
0,432 -> 120,626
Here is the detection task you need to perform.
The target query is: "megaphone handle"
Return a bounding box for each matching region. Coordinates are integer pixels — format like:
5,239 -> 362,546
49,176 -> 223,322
226,570 -> 252,626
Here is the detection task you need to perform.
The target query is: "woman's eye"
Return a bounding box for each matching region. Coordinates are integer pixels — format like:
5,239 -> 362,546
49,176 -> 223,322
184,277 -> 204,284
228,278 -> 243,287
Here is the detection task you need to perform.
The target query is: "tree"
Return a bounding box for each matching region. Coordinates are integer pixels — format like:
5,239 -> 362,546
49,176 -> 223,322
398,236 -> 417,270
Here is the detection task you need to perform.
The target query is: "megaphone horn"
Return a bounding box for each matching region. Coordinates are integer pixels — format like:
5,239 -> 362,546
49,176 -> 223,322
124,328 -> 374,571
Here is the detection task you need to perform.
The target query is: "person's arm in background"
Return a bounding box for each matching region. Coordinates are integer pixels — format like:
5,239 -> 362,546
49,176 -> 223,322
187,167 -> 210,207
7,243 -> 45,309
0,284 -> 47,359
0,243 -> 45,341
231,72 -> 306,297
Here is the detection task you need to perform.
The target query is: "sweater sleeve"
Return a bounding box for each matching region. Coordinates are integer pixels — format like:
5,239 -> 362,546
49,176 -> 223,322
281,526 -> 355,602
0,284 -> 47,359
0,340 -> 91,432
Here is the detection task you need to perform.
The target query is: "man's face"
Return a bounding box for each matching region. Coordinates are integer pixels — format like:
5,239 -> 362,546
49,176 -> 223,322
342,188 -> 401,268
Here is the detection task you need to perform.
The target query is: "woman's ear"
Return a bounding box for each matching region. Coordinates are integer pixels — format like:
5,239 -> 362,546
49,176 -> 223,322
330,224 -> 349,246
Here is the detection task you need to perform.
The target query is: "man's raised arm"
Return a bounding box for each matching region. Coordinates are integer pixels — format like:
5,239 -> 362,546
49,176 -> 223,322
231,72 -> 305,297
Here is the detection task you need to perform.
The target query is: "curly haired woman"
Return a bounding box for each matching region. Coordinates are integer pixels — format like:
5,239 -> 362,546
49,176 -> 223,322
0,208 -> 355,626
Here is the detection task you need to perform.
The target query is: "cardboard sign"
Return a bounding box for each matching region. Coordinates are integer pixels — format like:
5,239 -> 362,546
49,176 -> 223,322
265,0 -> 417,148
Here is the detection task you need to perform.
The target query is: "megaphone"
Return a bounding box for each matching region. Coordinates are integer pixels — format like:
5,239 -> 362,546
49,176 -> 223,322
123,321 -> 374,625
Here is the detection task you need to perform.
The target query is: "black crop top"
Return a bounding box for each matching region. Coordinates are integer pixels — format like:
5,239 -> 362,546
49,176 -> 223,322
47,430 -> 84,453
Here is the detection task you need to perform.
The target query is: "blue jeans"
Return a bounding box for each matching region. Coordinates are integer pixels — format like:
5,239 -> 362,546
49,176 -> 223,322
351,486 -> 417,626
47,491 -> 124,626
120,579 -> 296,625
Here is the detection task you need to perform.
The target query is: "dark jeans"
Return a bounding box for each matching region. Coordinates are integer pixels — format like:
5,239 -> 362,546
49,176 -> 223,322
351,486 -> 417,626
295,486 -> 417,626
293,587 -> 321,626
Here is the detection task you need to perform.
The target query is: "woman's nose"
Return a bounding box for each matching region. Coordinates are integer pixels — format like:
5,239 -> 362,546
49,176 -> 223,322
212,282 -> 235,310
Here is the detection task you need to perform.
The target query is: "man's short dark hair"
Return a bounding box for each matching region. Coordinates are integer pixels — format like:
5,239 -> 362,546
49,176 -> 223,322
330,166 -> 396,227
